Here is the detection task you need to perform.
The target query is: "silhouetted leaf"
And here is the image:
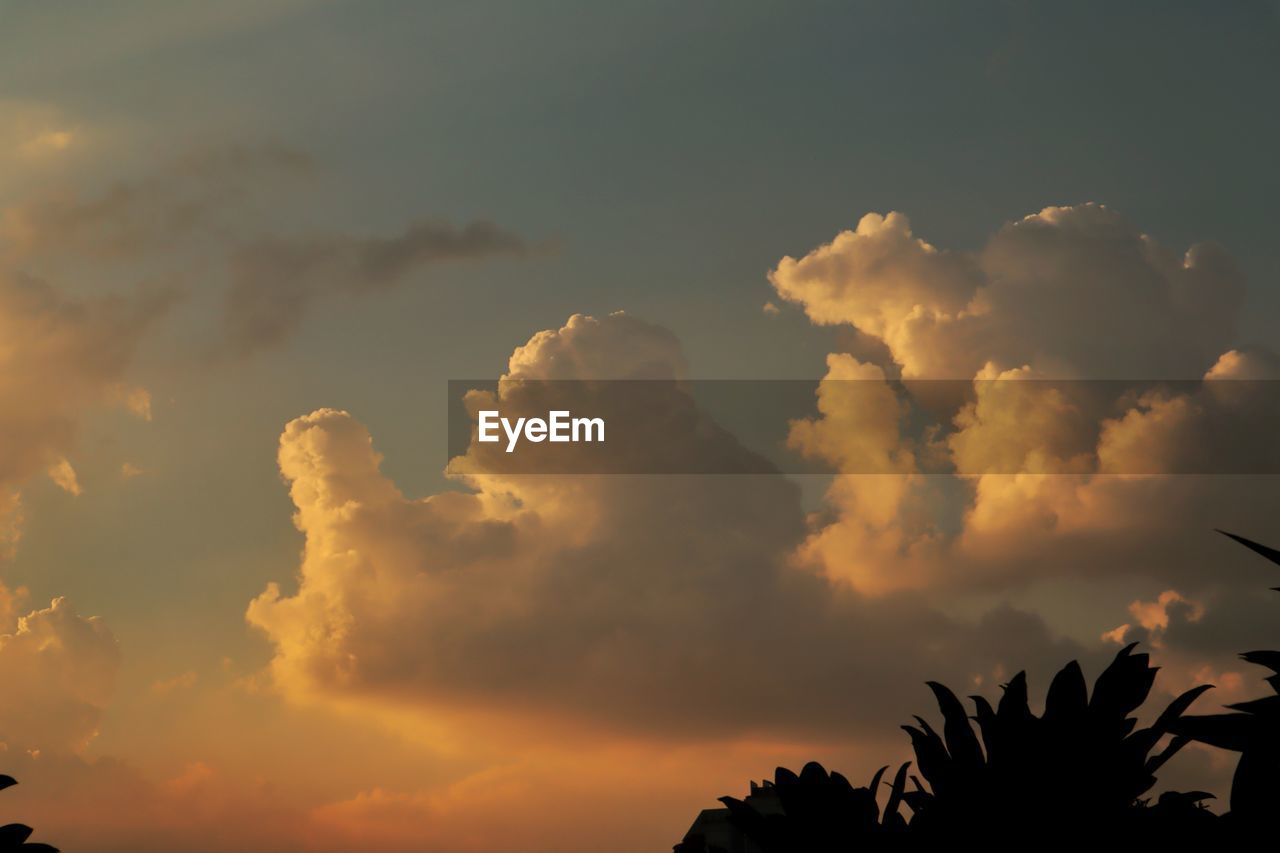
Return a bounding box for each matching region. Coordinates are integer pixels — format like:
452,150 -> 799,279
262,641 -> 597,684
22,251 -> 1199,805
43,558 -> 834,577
1043,660 -> 1088,726
1090,643 -> 1157,721
867,765 -> 888,821
1168,713 -> 1254,752
997,671 -> 1031,723
883,761 -> 910,825
1230,737 -> 1280,817
1240,650 -> 1280,673
927,681 -> 984,770
902,724 -> 949,792
969,695 -> 998,758
1218,529 -> 1280,567
0,824 -> 32,844
1129,684 -> 1215,757
1157,684 -> 1215,727
717,795 -> 768,838
902,789 -> 931,813
1226,694 -> 1280,714
1145,735 -> 1191,775
798,761 -> 827,785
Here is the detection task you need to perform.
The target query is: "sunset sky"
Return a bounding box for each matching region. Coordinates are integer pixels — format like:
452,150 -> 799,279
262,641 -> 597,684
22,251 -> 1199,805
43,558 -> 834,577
2,2 -> 1280,850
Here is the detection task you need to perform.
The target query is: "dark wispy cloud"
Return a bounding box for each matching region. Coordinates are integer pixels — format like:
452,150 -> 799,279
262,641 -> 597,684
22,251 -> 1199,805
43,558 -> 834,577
222,218 -> 538,354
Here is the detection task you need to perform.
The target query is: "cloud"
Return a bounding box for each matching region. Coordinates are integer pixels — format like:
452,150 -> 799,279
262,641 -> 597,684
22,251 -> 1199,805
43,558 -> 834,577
0,593 -> 119,754
1,143 -> 314,260
0,100 -> 79,163
46,458 -> 82,496
248,313 -> 1083,739
1205,346 -> 1280,380
770,204 -> 1244,379
305,742 -> 836,853
1103,589 -> 1205,647
0,490 -> 22,560
223,219 -> 537,354
110,384 -> 154,421
1098,585 -> 1274,723
7,738 -> 823,853
0,272 -> 175,546
151,671 -> 199,696
767,205 -> 1279,595
19,129 -> 74,157
2,141 -> 537,362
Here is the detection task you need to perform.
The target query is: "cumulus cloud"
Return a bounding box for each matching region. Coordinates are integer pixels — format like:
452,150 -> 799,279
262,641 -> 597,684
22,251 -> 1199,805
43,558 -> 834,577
768,205 -> 1279,595
248,313 -> 1084,739
770,204 -> 1244,379
0,592 -> 119,754
1205,346 -> 1280,380
223,218 -> 537,355
232,205 -> 1276,847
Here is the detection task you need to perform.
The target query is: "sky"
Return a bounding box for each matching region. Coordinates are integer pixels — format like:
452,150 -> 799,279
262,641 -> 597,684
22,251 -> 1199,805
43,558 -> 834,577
1,1 -> 1279,850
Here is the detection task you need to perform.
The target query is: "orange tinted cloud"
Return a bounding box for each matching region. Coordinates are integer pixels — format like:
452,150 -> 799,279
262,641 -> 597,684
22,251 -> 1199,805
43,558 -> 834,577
0,272 -> 173,545
247,313 -> 1080,744
768,205 -> 1278,594
770,203 -> 1244,379
0,595 -> 119,754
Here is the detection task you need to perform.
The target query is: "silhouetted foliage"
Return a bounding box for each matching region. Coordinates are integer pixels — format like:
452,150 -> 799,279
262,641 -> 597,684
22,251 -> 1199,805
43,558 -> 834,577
901,646 -> 1214,838
678,761 -> 911,852
1169,530 -> 1280,829
676,530 -> 1280,850
0,777 -> 58,852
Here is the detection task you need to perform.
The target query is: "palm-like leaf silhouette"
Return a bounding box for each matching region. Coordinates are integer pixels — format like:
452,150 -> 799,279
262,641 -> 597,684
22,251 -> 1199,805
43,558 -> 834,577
674,761 -> 911,852
677,530 -> 1280,849
1169,530 -> 1280,827
676,649 -> 1215,850
0,777 -> 57,852
903,647 -> 1214,837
